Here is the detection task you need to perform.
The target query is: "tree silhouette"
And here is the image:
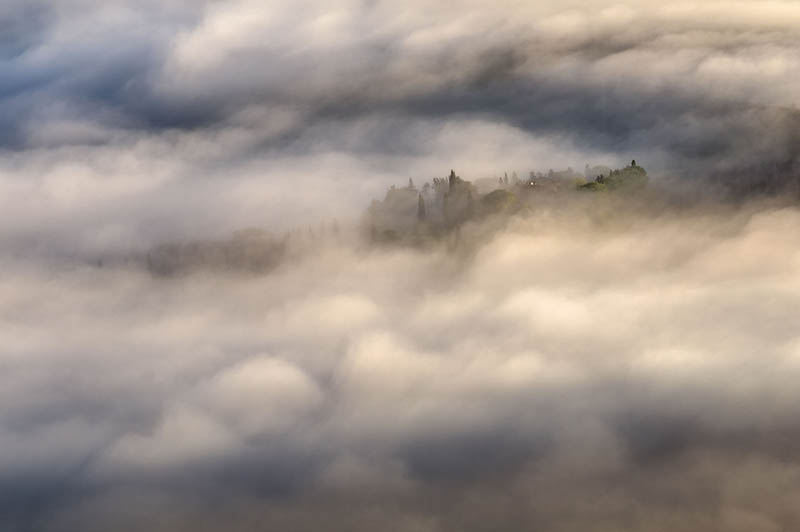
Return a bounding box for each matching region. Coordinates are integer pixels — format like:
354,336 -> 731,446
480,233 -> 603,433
417,193 -> 426,222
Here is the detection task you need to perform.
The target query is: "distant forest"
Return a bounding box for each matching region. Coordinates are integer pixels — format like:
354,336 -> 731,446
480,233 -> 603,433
366,161 -> 647,243
142,161 -> 647,276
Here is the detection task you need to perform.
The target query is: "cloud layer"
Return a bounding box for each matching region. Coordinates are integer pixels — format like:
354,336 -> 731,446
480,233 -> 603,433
3,198 -> 800,530
2,0 -> 800,254
3,1 -> 800,530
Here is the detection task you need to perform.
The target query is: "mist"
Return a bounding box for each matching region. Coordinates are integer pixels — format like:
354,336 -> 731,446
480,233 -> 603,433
3,1 -> 800,531
4,191 -> 800,530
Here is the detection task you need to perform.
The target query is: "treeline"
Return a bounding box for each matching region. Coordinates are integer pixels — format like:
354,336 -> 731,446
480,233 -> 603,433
140,161 -> 649,274
366,161 -> 648,243
145,222 -> 343,276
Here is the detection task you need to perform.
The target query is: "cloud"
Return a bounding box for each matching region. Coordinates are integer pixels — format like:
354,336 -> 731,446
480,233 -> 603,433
1,197 -> 800,529
3,1 -> 800,530
2,0 -> 800,256
3,0 -> 800,169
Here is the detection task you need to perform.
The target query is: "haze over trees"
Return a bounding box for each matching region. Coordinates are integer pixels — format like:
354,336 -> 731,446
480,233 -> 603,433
142,160 -> 649,274
365,160 -> 649,243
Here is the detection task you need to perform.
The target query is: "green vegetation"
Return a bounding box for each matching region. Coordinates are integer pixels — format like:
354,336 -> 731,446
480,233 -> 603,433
481,189 -> 517,213
578,181 -> 607,192
365,160 -> 649,244
579,160 -> 648,192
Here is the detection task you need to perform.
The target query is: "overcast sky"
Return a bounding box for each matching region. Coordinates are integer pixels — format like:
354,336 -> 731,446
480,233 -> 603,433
3,2 -> 800,531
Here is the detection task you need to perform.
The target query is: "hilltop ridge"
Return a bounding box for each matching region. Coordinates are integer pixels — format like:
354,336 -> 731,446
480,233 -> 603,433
366,161 -> 648,243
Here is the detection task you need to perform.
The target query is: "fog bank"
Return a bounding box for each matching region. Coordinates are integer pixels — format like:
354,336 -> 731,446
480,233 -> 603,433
3,198 -> 800,530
